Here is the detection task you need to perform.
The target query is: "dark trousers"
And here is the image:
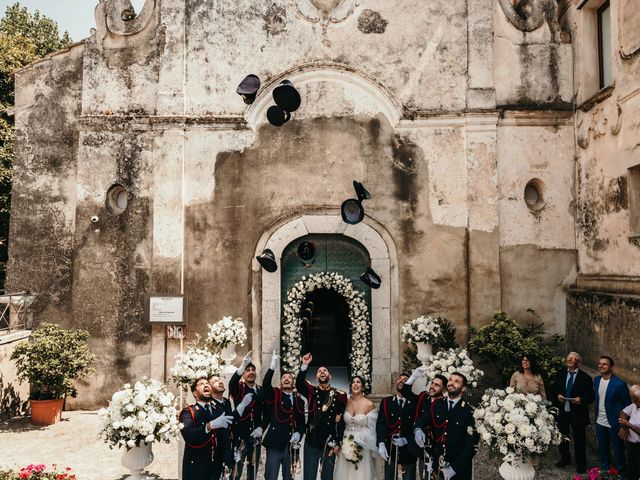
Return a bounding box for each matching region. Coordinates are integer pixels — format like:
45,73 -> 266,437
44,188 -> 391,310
596,423 -> 626,473
234,442 -> 261,480
265,446 -> 293,480
558,412 -> 588,468
212,460 -> 224,480
384,459 -> 417,480
303,442 -> 335,480
627,442 -> 640,480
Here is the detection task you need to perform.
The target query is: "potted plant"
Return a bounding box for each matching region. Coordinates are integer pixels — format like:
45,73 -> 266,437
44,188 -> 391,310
10,322 -> 96,425
423,347 -> 484,389
205,316 -> 247,370
98,378 -> 182,479
400,315 -> 444,364
170,345 -> 221,404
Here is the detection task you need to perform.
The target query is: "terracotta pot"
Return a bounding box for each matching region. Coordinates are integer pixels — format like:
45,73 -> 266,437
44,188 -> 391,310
29,398 -> 64,426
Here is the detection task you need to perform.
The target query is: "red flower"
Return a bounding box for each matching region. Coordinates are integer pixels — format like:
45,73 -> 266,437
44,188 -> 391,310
607,467 -> 619,475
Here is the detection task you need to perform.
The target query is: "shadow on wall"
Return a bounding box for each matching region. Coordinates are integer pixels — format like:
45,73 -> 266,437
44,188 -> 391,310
0,373 -> 29,419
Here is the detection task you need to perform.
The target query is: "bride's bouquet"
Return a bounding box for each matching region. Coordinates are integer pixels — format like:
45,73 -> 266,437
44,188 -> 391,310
342,435 -> 364,470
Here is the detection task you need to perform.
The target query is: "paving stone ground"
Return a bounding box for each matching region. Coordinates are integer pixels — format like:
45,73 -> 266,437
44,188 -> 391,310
0,411 -> 599,480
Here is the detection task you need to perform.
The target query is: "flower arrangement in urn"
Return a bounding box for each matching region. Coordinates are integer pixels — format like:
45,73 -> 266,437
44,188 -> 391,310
10,323 -> 96,425
170,346 -> 222,389
474,388 -> 562,479
205,316 -> 247,350
423,348 -> 484,388
98,378 -> 182,449
341,435 -> 363,470
401,315 -> 444,344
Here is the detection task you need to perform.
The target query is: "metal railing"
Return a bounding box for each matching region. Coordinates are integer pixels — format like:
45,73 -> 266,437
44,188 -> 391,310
0,292 -> 36,334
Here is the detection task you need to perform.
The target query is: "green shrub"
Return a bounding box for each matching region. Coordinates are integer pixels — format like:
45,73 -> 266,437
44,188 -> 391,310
10,322 -> 96,400
467,310 -> 564,386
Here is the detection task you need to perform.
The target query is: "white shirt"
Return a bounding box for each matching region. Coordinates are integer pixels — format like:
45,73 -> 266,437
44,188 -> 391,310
565,369 -> 579,412
597,378 -> 611,427
623,403 -> 640,443
447,396 -> 462,410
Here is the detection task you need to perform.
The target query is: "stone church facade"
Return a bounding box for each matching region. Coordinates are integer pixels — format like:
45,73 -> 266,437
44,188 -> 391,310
6,0 -> 639,407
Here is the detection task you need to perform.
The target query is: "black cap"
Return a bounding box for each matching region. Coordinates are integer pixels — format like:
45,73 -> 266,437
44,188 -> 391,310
256,249 -> 278,272
236,74 -> 261,105
341,198 -> 364,225
360,267 -> 381,289
267,105 -> 291,127
273,80 -> 301,113
297,241 -> 316,264
353,181 -> 371,202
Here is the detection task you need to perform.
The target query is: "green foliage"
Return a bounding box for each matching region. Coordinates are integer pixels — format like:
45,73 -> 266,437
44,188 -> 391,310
10,323 -> 96,400
467,310 -> 564,386
402,317 -> 460,374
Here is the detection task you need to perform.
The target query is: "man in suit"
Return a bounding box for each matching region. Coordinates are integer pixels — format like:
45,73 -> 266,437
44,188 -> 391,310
402,367 -> 447,480
296,353 -> 347,480
229,351 -> 265,480
180,377 -> 234,480
377,373 -> 417,480
262,351 -> 306,480
594,355 -> 631,475
414,372 -> 479,480
553,351 -> 596,474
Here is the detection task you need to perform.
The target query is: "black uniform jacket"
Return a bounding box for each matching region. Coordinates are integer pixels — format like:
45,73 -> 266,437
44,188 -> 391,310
180,403 -> 216,480
295,367 -> 347,449
416,397 -> 478,480
401,382 -> 435,458
552,368 -> 595,425
262,368 -> 306,450
376,395 -> 417,465
210,397 -> 235,468
229,371 -> 265,442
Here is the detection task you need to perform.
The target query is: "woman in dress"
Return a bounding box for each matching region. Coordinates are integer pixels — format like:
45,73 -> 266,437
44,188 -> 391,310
509,353 -> 547,399
333,376 -> 379,480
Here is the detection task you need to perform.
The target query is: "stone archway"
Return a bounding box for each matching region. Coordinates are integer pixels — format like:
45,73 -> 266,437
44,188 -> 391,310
253,213 -> 397,394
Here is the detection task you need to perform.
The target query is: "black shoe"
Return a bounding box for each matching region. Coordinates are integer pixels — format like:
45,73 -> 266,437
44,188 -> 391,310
555,459 -> 571,468
576,465 -> 586,474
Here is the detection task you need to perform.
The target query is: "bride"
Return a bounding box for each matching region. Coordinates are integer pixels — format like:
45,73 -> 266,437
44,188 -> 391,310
333,376 -> 379,480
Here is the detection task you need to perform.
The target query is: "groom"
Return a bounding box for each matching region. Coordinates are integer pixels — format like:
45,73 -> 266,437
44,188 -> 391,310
296,353 -> 347,480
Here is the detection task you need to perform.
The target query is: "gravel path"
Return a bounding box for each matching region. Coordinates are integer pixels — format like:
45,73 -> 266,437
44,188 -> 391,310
0,411 -> 600,479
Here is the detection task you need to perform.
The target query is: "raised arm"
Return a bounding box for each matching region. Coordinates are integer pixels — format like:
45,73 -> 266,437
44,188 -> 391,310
403,366 -> 425,404
262,350 -> 279,402
295,353 -> 314,400
229,351 -> 252,402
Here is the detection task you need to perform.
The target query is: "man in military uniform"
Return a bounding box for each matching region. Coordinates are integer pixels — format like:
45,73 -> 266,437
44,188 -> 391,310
296,353 -> 347,480
262,351 -> 306,480
180,377 -> 234,480
414,372 -> 479,480
402,367 -> 447,480
377,373 -> 417,480
229,351 -> 265,480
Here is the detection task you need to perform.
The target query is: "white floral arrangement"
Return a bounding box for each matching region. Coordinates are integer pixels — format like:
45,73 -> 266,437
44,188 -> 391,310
401,315 -> 444,344
282,272 -> 371,388
341,435 -> 364,470
205,316 -> 247,350
424,348 -> 484,388
98,378 -> 182,449
473,388 -> 562,461
170,346 -> 222,388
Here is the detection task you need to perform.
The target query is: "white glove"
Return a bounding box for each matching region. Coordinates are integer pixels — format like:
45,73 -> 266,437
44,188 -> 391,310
236,393 -> 253,416
237,351 -> 252,375
443,466 -> 456,480
392,436 -> 408,447
290,432 -> 301,444
270,350 -> 280,370
406,366 -> 425,386
300,363 -> 308,372
250,426 -> 263,439
327,440 -> 336,448
378,442 -> 389,461
210,414 -> 234,430
414,428 -> 426,448
234,448 -> 242,463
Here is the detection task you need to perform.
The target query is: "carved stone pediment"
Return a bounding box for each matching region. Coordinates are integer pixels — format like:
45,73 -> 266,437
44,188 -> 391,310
95,0 -> 157,37
293,0 -> 360,26
497,0 -> 560,40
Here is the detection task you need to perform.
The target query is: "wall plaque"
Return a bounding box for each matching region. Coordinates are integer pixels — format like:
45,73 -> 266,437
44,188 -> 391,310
145,295 -> 186,325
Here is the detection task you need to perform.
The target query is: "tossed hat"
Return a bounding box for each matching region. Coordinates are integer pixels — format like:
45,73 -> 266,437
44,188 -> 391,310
256,249 -> 277,272
360,267 -> 381,289
236,74 -> 261,104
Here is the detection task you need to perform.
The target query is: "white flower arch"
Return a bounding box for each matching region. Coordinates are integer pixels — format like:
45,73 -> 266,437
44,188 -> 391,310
281,271 -> 371,389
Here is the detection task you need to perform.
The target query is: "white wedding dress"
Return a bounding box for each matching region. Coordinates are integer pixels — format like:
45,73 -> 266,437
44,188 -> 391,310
333,410 -> 378,480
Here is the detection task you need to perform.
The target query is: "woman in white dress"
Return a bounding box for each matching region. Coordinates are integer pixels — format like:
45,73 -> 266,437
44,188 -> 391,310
333,376 -> 379,480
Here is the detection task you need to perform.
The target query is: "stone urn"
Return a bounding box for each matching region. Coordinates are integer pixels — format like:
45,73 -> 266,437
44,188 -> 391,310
121,443 -> 154,480
220,343 -> 237,364
498,457 -> 535,480
416,342 -> 433,365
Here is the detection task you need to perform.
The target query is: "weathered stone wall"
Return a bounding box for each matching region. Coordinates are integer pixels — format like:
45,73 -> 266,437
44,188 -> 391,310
7,0 -> 578,406
0,331 -> 31,418
561,0 -> 640,376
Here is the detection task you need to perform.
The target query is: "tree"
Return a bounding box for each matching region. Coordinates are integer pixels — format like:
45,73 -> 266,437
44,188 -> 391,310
0,3 -> 71,277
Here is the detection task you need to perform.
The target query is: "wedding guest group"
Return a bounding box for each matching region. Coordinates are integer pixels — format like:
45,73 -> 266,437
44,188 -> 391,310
620,385 -> 640,480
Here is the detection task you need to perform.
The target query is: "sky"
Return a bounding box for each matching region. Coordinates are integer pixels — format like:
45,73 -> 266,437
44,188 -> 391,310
0,0 -> 147,42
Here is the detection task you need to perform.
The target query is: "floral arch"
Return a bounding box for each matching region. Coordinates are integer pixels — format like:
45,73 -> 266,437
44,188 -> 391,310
281,271 -> 371,389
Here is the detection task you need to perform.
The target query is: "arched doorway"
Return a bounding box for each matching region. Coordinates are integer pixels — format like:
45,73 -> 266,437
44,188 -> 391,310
280,234 -> 371,391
